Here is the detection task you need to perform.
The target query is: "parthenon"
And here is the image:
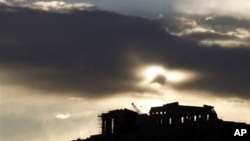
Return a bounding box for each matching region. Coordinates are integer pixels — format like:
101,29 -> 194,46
149,102 -> 218,126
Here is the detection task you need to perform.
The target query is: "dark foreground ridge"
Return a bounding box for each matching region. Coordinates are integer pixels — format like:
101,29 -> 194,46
72,102 -> 250,141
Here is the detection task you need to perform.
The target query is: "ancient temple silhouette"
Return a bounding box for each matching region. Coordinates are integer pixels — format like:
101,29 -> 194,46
100,109 -> 139,134
72,102 -> 249,141
149,102 -> 218,125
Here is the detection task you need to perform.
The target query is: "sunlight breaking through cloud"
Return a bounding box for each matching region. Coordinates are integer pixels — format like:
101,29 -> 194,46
136,65 -> 197,90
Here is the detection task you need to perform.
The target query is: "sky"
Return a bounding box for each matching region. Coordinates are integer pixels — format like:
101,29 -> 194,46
0,0 -> 250,141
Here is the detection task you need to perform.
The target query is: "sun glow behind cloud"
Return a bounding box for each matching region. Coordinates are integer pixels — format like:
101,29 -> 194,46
143,65 -> 165,82
137,65 -> 197,88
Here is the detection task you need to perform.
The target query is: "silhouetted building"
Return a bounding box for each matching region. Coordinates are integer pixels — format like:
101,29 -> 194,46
72,102 -> 249,141
149,102 -> 218,126
100,109 -> 138,134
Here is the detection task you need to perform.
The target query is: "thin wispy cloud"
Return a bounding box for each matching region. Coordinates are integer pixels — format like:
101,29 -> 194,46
165,16 -> 250,48
55,113 -> 71,119
32,1 -> 94,12
176,0 -> 250,19
1,0 -> 95,13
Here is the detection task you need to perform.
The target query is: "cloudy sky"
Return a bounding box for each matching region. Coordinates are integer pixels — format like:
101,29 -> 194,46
0,0 -> 250,141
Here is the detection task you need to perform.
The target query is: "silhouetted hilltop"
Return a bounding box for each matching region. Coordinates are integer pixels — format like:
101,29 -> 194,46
72,102 -> 249,141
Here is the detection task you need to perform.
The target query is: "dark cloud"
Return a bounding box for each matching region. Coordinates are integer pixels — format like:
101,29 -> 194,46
0,5 -> 167,97
0,5 -> 250,99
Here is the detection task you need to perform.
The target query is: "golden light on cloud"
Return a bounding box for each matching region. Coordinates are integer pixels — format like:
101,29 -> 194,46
166,70 -> 194,83
137,65 -> 197,88
143,65 -> 166,82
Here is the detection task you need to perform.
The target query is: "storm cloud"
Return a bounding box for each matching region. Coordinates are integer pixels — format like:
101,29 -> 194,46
0,4 -> 250,100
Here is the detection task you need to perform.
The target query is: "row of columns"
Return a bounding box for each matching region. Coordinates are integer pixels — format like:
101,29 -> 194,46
102,117 -> 115,134
151,111 -> 215,126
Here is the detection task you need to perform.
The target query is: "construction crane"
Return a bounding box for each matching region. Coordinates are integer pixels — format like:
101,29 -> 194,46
131,103 -> 142,114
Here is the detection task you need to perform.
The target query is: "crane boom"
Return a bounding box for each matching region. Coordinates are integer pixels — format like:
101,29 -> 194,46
131,103 -> 141,114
